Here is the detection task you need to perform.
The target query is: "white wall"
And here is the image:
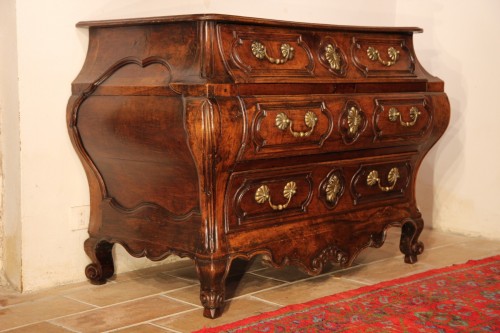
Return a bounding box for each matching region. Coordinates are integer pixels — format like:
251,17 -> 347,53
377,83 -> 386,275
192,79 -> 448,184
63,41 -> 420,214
395,0 -> 500,238
0,0 -> 22,288
3,0 -> 499,291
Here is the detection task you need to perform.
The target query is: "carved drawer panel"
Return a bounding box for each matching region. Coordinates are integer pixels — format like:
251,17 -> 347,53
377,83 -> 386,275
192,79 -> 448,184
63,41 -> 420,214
218,24 -> 315,82
373,96 -> 432,142
235,94 -> 438,161
250,100 -> 334,154
351,37 -> 415,77
351,158 -> 412,206
226,168 -> 314,232
226,153 -> 416,232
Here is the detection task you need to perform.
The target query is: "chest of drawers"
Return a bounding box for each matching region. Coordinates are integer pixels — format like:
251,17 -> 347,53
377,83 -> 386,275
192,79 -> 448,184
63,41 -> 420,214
67,14 -> 450,318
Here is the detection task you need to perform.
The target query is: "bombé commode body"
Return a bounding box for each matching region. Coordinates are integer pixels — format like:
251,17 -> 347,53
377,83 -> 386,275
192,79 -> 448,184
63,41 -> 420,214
67,14 -> 450,318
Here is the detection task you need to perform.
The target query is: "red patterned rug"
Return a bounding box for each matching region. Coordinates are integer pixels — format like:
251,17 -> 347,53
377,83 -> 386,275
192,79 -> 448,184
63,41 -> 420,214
195,255 -> 499,333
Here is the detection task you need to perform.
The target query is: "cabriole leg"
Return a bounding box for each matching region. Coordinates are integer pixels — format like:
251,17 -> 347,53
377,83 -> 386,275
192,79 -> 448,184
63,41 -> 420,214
84,238 -> 115,285
195,257 -> 231,319
400,218 -> 425,264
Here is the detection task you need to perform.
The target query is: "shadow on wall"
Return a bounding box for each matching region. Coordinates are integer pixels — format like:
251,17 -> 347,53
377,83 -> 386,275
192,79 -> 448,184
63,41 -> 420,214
412,4 -> 465,230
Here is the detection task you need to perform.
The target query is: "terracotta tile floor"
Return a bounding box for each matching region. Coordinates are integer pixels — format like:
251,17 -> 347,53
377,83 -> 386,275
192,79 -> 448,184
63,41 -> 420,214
1,228 -> 499,332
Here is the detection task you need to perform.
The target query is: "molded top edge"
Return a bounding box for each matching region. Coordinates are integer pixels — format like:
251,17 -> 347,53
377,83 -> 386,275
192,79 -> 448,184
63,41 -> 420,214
76,13 -> 423,33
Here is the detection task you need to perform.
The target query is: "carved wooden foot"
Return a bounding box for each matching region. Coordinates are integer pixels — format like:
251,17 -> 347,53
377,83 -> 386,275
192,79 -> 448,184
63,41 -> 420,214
84,238 -> 115,285
399,218 -> 424,264
195,257 -> 231,319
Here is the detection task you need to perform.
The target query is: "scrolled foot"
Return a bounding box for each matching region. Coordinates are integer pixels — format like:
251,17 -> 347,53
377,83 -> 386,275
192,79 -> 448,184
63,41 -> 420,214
399,218 -> 424,264
85,263 -> 112,285
195,257 -> 230,319
201,290 -> 225,319
84,238 -> 115,285
404,241 -> 424,264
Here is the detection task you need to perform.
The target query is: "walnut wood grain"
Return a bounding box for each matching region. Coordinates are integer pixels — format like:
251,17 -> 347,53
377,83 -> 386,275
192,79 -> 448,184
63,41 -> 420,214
67,14 -> 450,319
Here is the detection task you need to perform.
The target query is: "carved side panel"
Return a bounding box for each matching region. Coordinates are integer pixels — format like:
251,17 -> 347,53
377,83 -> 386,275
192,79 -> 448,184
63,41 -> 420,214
69,58 -> 202,244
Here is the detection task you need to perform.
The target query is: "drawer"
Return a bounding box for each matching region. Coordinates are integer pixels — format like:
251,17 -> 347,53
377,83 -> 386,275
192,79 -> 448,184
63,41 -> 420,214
225,168 -> 314,231
234,94 -> 435,161
350,159 -> 412,205
351,36 -> 416,77
217,24 -> 315,82
217,24 -> 421,83
225,154 -> 415,232
373,97 -> 432,142
249,99 -> 335,154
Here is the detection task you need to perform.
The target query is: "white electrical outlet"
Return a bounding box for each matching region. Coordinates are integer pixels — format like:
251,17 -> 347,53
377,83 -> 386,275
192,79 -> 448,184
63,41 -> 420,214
70,205 -> 90,231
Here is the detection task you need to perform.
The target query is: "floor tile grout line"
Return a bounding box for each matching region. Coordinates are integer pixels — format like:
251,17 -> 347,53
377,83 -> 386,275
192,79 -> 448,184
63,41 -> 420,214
161,273 -> 200,285
0,320 -> 82,333
46,320 -> 82,333
160,294 -> 204,308
104,307 -> 201,333
62,294 -> 102,308
248,295 -> 285,308
162,283 -> 201,295
149,322 -> 184,333
39,291 -> 199,325
246,272 -> 294,283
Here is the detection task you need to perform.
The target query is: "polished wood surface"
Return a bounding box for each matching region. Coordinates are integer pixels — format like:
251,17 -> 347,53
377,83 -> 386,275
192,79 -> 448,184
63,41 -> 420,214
67,14 -> 450,318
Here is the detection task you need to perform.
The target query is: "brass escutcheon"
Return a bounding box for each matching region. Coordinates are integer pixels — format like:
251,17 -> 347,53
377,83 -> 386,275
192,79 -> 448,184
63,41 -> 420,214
325,175 -> 341,202
324,44 -> 342,70
347,106 -> 362,136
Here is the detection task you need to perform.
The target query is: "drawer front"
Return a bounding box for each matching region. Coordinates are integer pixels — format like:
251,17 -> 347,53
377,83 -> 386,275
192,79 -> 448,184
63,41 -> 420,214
251,100 -> 334,153
350,159 -> 412,205
217,24 -> 420,83
218,24 -> 315,82
351,37 -> 415,77
237,94 -> 435,161
226,169 -> 314,231
225,154 -> 415,232
373,97 -> 432,142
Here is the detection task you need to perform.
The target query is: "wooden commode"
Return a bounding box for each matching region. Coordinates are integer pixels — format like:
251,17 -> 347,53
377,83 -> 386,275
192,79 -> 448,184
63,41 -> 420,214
67,14 -> 450,318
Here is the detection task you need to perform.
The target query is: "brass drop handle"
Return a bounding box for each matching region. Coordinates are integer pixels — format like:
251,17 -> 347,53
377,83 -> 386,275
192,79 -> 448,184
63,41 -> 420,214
251,41 -> 295,64
255,181 -> 297,211
388,107 -> 421,127
367,167 -> 400,192
367,46 -> 399,67
275,111 -> 318,138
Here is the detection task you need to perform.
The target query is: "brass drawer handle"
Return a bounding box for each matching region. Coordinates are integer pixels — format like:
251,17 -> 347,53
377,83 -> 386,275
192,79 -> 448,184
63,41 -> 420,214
255,181 -> 297,211
367,167 -> 400,192
251,41 -> 295,64
388,107 -> 421,127
275,111 -> 318,137
367,46 -> 399,67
